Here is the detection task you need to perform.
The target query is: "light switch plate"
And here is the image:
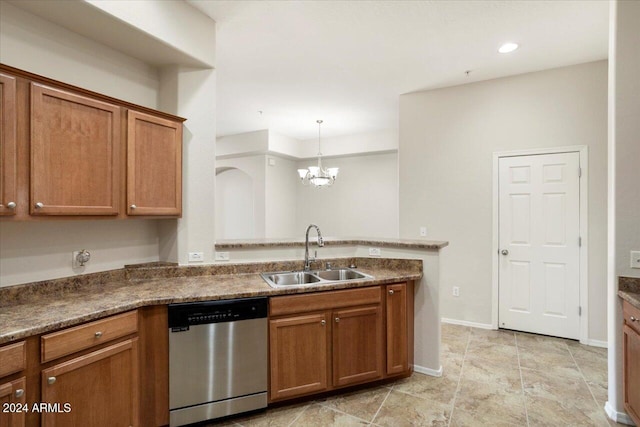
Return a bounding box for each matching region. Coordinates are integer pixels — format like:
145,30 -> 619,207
631,251 -> 640,269
188,252 -> 204,263
369,247 -> 381,257
215,252 -> 230,261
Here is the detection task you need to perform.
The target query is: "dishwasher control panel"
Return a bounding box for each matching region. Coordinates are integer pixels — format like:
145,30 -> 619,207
168,297 -> 267,331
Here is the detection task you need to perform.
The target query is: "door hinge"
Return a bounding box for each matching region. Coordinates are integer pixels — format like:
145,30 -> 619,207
578,167 -> 582,178
579,237 -> 582,247
579,306 -> 582,316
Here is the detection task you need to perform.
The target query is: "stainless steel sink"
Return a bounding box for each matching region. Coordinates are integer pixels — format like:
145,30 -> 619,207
261,268 -> 372,288
263,272 -> 321,286
314,268 -> 366,281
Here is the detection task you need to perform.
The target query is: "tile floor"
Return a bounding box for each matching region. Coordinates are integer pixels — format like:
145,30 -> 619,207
209,324 -> 619,426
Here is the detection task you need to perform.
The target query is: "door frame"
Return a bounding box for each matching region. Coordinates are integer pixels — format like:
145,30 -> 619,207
491,145 -> 589,343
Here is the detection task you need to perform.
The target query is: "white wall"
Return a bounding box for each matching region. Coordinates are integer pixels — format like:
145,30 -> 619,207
399,61 -> 608,341
0,2 -> 163,287
216,156 -> 267,238
265,155 -> 299,238
607,0 -> 640,421
0,2 -> 159,108
297,152 -> 399,238
215,169 -> 255,239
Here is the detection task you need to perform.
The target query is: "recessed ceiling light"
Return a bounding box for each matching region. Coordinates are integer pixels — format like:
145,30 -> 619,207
498,42 -> 519,54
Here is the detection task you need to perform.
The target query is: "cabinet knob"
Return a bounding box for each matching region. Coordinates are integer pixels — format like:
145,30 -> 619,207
389,289 -> 394,295
130,204 -> 137,210
335,317 -> 340,323
501,249 -> 509,256
6,201 -> 16,209
14,389 -> 24,398
631,316 -> 638,322
95,331 -> 103,338
320,320 -> 326,326
35,202 -> 44,209
47,377 -> 56,385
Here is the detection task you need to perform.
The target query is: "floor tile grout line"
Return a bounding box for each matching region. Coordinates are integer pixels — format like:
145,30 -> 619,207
566,342 -> 604,412
515,333 -> 531,427
286,403 -> 312,427
369,386 -> 393,425
314,399 -> 377,424
447,328 -> 471,427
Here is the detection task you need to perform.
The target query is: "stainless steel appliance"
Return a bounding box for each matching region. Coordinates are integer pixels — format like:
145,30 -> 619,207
168,298 -> 268,427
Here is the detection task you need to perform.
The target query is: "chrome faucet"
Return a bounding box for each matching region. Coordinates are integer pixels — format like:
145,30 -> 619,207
304,224 -> 324,271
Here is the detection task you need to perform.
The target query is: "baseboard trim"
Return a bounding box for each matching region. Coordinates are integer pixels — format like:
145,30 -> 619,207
585,339 -> 608,349
605,401 -> 636,425
413,364 -> 442,377
441,317 -> 494,330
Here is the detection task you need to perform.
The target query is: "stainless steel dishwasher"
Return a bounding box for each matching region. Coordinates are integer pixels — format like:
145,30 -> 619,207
168,297 -> 268,427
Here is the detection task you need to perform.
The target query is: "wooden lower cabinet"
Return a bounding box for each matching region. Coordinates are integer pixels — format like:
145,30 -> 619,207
269,283 -> 411,402
40,338 -> 139,427
0,377 -> 26,427
269,312 -> 330,401
333,305 -> 383,387
623,301 -> 640,425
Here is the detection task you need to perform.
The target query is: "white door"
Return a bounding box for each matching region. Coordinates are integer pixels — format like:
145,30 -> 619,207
498,152 -> 580,339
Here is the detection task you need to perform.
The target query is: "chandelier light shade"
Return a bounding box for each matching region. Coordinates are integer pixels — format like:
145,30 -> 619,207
297,120 -> 339,188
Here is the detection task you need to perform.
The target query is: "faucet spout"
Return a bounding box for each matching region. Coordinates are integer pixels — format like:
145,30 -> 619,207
304,224 -> 324,271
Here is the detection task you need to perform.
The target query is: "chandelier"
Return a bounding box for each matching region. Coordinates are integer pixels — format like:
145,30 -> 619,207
297,120 -> 339,187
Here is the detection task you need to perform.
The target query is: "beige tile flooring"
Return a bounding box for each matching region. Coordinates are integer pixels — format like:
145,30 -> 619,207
209,324 -> 619,427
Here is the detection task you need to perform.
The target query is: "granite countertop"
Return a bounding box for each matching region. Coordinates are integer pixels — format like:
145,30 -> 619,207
618,276 -> 640,309
0,257 -> 422,345
215,237 -> 449,250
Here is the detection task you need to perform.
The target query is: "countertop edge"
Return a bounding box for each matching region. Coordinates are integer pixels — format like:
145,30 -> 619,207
215,238 -> 449,250
619,290 -> 640,310
0,271 -> 422,345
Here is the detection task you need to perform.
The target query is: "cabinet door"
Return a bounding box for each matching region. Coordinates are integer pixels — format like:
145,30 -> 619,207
0,377 -> 26,427
386,283 -> 409,375
333,305 -> 383,387
30,83 -> 120,215
41,339 -> 139,427
0,73 -> 17,216
269,312 -> 330,401
623,324 -> 640,425
127,111 -> 182,216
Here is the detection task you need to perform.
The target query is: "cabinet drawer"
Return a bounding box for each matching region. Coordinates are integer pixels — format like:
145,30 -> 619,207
270,286 -> 381,316
0,341 -> 26,377
42,310 -> 138,363
623,300 -> 640,334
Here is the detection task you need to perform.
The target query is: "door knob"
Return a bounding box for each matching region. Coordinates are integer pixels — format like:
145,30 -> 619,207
130,204 -> 137,210
35,202 -> 44,209
14,389 -> 24,398
47,377 -> 56,385
320,320 -> 326,326
501,249 -> 509,256
335,317 -> 340,323
389,289 -> 394,295
6,201 -> 16,209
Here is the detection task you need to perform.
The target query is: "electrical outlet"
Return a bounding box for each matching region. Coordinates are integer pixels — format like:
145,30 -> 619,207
188,252 -> 204,263
631,251 -> 640,269
420,226 -> 427,237
453,286 -> 460,297
369,247 -> 381,257
215,252 -> 230,261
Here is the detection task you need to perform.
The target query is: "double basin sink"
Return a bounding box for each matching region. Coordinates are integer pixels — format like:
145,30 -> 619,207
261,268 -> 372,288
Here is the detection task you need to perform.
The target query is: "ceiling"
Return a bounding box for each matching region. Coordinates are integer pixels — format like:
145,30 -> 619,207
188,0 -> 609,140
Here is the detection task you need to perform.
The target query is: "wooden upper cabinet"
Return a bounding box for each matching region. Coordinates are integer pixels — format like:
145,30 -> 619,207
127,110 -> 182,216
0,73 -> 17,216
30,83 -> 120,215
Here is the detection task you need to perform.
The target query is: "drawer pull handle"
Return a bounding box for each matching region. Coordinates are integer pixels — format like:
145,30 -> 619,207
95,331 -> 103,338
14,389 -> 24,398
47,377 -> 56,385
320,320 -> 326,326
631,316 -> 638,322
389,289 -> 395,295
